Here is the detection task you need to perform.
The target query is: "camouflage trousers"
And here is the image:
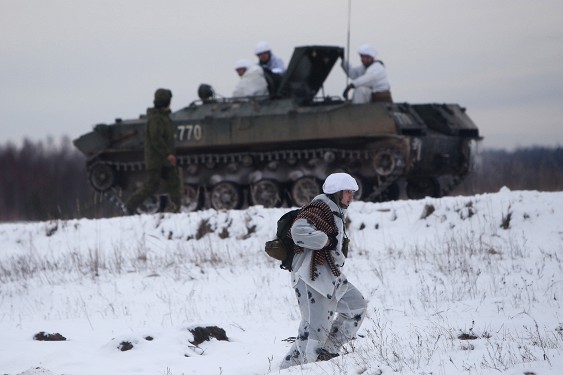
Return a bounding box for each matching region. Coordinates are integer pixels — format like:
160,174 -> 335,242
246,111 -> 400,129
125,166 -> 182,213
280,278 -> 367,369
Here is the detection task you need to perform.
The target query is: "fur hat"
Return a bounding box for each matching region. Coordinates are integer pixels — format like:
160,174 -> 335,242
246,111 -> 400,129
322,173 -> 359,194
154,88 -> 172,109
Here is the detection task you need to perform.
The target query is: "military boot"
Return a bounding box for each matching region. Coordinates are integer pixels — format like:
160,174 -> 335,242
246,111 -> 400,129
316,349 -> 339,362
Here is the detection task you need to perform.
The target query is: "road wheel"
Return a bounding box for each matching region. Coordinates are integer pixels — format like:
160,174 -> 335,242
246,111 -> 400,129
372,150 -> 397,177
137,195 -> 161,214
182,184 -> 203,212
210,181 -> 243,210
290,176 -> 320,207
88,162 -> 115,192
250,179 -> 282,208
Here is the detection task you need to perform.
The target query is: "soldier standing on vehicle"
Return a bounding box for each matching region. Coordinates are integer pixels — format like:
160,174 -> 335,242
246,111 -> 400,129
280,173 -> 367,369
342,44 -> 393,103
124,88 -> 182,214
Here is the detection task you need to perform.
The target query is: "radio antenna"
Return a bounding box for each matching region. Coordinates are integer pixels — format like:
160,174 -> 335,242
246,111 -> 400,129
346,0 -> 352,85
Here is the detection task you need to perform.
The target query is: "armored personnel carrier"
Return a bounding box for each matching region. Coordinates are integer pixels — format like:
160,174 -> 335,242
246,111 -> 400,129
73,45 -> 480,213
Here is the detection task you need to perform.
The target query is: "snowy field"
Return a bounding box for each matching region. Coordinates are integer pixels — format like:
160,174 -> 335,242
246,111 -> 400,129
0,188 -> 562,375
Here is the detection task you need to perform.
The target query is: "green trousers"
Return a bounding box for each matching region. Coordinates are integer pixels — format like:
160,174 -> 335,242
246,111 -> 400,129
125,166 -> 182,213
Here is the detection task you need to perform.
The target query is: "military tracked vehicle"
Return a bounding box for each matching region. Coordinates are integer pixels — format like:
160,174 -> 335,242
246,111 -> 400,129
73,45 -> 480,213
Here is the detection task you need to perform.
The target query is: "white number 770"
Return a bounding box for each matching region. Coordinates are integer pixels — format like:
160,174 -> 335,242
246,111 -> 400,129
177,124 -> 202,142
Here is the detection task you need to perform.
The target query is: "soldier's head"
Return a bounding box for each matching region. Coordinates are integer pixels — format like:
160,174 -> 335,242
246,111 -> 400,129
255,41 -> 272,64
358,44 -> 377,68
234,59 -> 252,77
322,172 -> 359,208
154,88 -> 172,109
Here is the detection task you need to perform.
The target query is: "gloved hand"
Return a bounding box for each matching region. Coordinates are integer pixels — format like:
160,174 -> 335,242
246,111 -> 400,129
324,233 -> 338,250
343,83 -> 355,100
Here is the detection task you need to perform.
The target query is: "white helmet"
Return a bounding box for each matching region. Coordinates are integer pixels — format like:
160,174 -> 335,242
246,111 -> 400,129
255,41 -> 271,55
234,59 -> 252,70
357,44 -> 377,59
322,173 -> 359,194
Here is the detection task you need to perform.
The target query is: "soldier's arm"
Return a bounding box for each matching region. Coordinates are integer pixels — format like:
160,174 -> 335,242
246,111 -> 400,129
290,218 -> 328,251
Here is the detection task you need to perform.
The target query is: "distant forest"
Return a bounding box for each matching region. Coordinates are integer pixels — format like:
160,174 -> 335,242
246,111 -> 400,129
0,138 -> 561,222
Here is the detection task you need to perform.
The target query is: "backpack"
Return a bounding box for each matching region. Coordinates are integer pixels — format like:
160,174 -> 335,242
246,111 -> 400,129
264,208 -> 301,271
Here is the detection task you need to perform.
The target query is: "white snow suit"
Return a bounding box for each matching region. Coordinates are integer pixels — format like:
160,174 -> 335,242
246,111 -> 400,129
280,194 -> 367,369
232,65 -> 269,97
342,60 -> 391,103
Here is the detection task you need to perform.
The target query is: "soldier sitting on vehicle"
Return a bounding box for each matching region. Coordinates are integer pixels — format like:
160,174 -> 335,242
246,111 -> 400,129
232,59 -> 269,98
255,41 -> 285,97
341,44 -> 393,104
255,41 -> 285,74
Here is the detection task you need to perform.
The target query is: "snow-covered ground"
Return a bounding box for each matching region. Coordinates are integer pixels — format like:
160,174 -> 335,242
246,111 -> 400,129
1,188 -> 562,375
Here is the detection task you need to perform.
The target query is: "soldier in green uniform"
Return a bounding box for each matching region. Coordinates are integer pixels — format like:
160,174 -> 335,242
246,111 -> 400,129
125,88 -> 182,214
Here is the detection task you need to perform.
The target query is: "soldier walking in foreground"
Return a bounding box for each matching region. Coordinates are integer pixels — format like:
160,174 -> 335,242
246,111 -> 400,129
124,88 -> 181,214
280,173 -> 367,369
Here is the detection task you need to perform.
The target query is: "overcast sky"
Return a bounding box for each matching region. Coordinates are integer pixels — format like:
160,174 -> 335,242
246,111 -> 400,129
2,0 -> 562,150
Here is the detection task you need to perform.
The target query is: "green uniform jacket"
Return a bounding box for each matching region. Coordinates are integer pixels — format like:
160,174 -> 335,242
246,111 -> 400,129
144,107 -> 175,170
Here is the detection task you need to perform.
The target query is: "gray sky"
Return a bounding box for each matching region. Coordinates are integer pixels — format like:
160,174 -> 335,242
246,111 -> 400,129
2,0 -> 562,150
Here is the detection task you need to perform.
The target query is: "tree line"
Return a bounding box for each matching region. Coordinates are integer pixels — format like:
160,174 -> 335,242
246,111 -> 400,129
0,139 -> 561,222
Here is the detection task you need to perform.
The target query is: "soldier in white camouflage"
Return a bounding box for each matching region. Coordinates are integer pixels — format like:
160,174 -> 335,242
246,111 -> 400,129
280,173 -> 367,368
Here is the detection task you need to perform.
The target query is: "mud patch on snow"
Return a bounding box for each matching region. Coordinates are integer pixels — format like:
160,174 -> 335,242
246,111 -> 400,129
33,332 -> 67,341
189,325 -> 229,346
118,341 -> 134,351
